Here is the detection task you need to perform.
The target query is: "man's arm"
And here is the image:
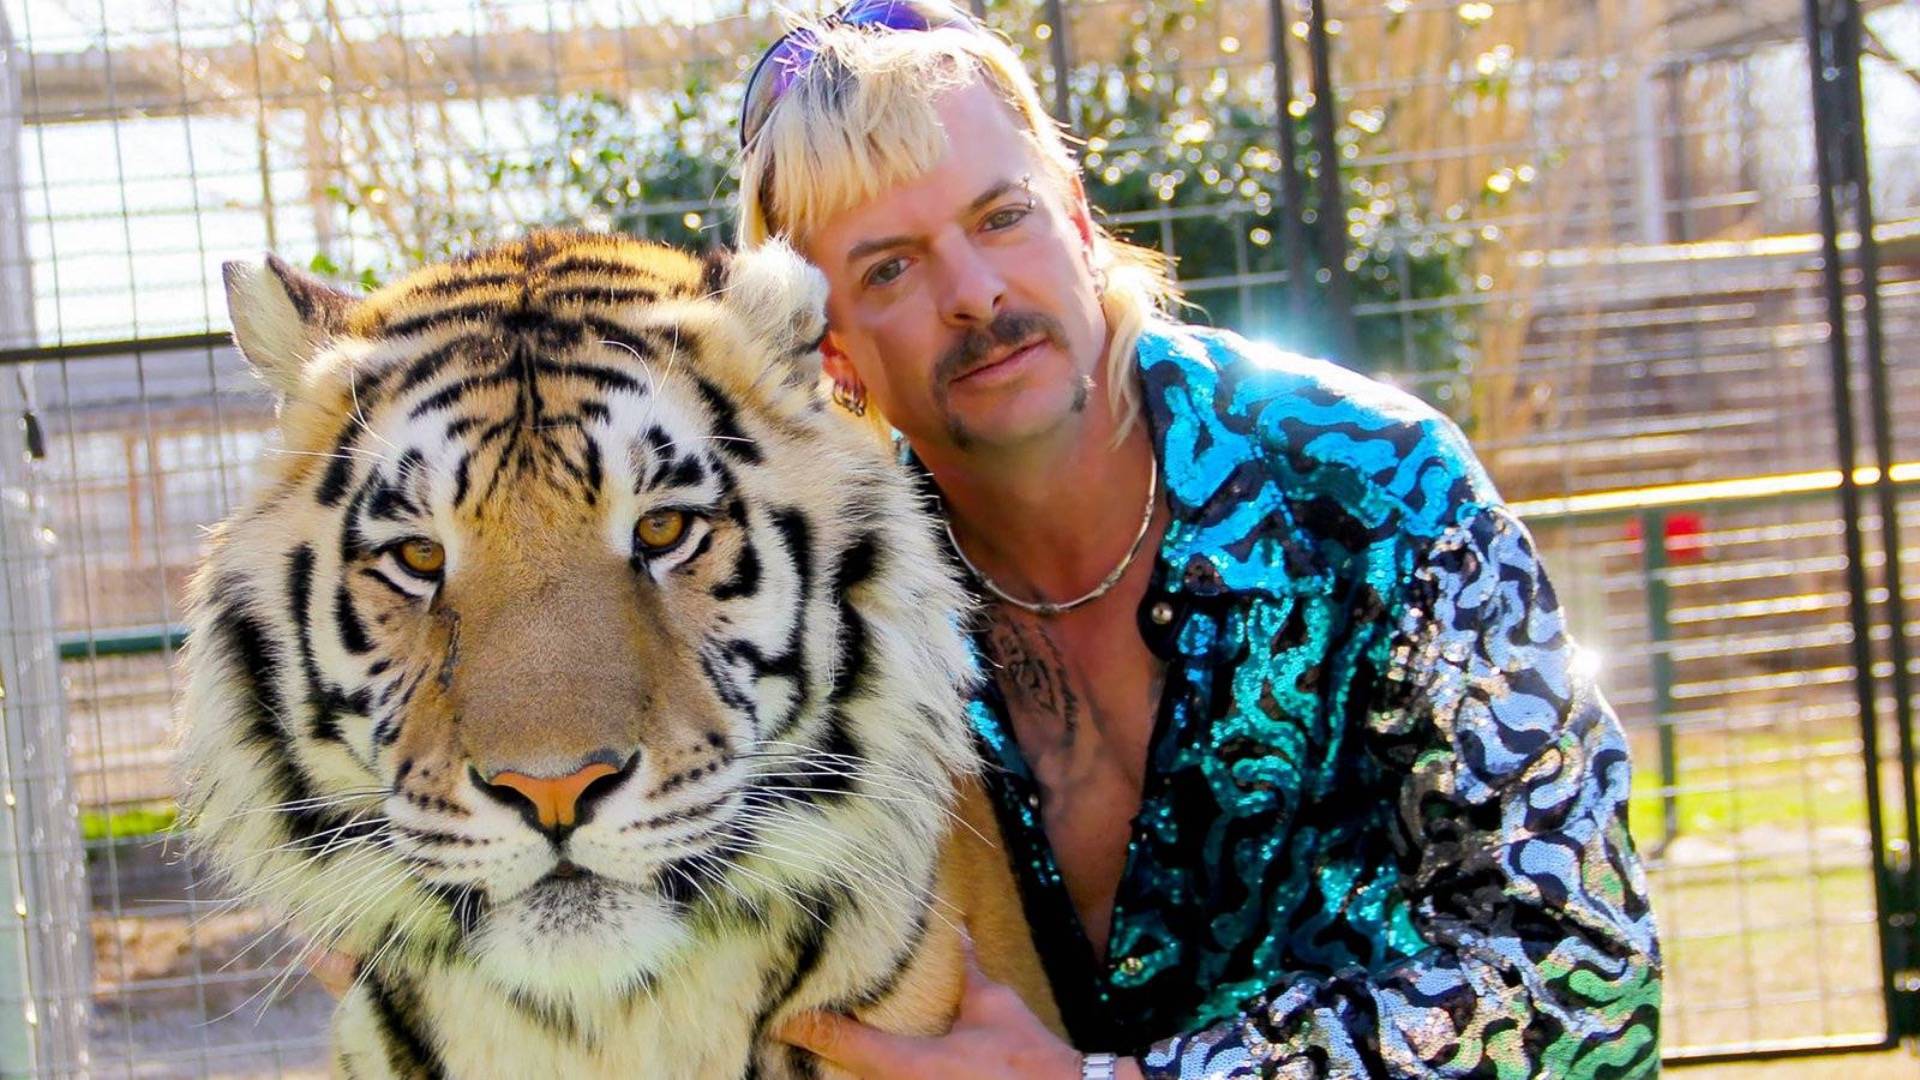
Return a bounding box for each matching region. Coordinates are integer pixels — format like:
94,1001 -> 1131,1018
1139,504 -> 1662,1079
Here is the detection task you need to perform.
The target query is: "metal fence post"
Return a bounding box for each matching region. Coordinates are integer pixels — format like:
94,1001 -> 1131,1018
1828,4 -> 1920,1016
1042,0 -> 1073,134
1639,509 -> 1681,855
1264,0 -> 1311,329
1802,0 -> 1917,1042
0,7 -> 90,1075
1301,0 -> 1356,364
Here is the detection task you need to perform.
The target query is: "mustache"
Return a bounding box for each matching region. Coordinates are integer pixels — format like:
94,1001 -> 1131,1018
932,311 -> 1067,384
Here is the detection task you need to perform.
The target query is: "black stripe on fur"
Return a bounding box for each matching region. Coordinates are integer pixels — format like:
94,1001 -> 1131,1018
770,508 -> 812,665
578,315 -> 660,368
754,890 -> 840,1080
413,886 -> 485,955
700,646 -> 762,731
406,369 -> 516,421
541,254 -> 668,281
637,426 -> 674,489
761,508 -> 813,739
388,339 -> 472,399
694,377 -> 763,465
360,567 -> 416,603
503,987 -> 589,1047
541,284 -> 659,308
580,436 -> 604,502
317,420 -> 359,507
213,597 -> 334,848
335,585 -> 374,655
378,301 -> 509,341
827,533 -> 879,704
662,453 -> 706,490
533,359 -> 645,394
400,271 -> 519,301
847,887 -> 934,1010
712,533 -> 761,601
366,967 -> 448,1079
285,546 -> 344,744
451,453 -> 473,509
365,451 -> 425,522
773,718 -> 856,805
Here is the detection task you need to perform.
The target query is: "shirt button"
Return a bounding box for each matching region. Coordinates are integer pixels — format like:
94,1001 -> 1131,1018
1118,956 -> 1145,976
1149,601 -> 1175,625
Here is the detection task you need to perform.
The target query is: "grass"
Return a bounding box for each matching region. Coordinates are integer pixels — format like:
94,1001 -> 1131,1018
1621,718 -> 1920,1055
80,801 -> 179,843
1626,720 -> 1904,842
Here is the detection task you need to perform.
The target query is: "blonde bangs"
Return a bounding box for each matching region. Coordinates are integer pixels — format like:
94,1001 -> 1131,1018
739,29 -> 978,248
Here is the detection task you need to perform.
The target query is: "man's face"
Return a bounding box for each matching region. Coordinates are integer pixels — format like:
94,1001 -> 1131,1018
802,78 -> 1107,456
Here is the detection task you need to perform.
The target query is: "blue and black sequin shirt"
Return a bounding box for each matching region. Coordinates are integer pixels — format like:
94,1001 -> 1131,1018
963,322 -> 1661,1078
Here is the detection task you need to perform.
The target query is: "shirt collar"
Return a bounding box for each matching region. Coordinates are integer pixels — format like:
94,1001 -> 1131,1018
899,319 -> 1332,606
1135,320 -> 1330,602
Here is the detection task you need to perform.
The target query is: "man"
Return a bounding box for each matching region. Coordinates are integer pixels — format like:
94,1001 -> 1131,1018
739,3 -> 1661,1079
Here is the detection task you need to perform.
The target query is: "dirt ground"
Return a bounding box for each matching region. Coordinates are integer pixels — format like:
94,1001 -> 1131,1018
87,908 -> 331,1078
1678,1048 -> 1920,1078
1626,713 -> 1920,1055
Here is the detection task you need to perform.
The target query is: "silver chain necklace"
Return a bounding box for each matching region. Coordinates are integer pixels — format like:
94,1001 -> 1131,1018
944,456 -> 1159,617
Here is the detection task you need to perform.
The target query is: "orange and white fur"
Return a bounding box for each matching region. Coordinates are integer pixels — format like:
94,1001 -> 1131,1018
178,233 -> 1056,1078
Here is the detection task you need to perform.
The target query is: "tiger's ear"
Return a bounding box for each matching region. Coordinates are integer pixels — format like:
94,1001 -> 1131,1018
707,241 -> 829,390
222,255 -> 355,399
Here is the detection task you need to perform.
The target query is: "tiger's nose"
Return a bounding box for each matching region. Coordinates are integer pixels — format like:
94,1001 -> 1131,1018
472,753 -> 635,840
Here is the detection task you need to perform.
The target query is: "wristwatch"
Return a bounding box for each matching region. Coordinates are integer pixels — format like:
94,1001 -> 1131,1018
1081,1052 -> 1118,1080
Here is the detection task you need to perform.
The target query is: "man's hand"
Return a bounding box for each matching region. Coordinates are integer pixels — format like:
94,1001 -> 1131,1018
773,944 -> 1140,1079
304,944 -> 356,998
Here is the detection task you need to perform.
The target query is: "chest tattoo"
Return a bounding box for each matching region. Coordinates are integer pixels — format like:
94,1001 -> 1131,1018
985,615 -> 1081,748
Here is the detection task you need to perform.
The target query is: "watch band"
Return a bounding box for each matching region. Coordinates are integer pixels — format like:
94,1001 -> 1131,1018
1081,1052 -> 1118,1080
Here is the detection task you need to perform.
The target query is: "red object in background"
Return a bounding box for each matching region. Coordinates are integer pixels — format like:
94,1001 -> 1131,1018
1624,512 -> 1709,565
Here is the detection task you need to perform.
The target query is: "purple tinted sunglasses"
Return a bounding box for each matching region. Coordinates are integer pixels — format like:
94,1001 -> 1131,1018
739,0 -> 977,148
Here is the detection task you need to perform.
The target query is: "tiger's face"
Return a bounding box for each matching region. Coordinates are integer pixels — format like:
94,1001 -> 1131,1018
181,234 -> 973,1006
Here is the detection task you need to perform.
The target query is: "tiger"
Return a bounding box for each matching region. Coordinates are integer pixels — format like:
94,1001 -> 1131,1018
177,231 -> 1059,1079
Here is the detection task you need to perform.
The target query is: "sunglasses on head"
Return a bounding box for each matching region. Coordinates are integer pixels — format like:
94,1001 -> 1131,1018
738,0 -> 979,148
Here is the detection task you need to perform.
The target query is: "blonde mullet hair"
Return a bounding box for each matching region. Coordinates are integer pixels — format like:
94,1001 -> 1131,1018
736,9 -> 1180,437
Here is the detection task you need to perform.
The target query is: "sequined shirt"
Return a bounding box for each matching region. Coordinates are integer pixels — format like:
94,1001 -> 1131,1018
962,321 -> 1662,1078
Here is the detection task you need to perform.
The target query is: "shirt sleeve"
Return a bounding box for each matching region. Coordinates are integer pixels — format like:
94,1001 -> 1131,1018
1138,503 -> 1663,1079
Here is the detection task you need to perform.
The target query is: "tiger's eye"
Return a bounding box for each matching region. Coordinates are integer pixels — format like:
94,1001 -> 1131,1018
635,510 -> 689,553
397,538 -> 445,576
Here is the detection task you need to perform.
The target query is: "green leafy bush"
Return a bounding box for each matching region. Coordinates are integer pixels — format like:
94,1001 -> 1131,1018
321,2 -> 1489,414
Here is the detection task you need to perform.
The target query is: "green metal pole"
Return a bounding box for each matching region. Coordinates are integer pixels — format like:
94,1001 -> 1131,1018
56,625 -> 188,661
1639,509 -> 1679,852
1804,0 -> 1905,1039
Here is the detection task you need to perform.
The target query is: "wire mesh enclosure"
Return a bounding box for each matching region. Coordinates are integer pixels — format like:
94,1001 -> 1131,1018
1,0 -> 1917,1076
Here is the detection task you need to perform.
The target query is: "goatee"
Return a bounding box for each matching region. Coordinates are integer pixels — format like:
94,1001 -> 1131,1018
932,310 -> 1071,447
